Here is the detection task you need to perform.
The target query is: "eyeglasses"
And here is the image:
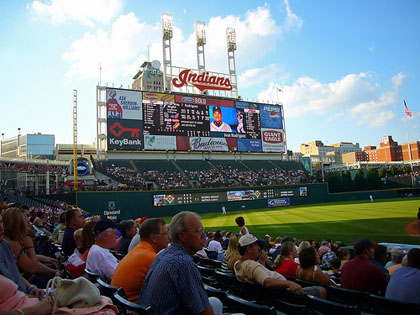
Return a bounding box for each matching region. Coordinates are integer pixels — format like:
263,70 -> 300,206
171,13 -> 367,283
183,227 -> 205,235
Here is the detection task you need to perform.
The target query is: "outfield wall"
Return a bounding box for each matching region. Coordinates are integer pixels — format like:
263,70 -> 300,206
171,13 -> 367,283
76,183 -> 413,220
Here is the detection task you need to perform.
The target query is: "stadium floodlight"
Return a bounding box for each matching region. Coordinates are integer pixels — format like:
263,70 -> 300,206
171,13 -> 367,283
162,13 -> 173,40
226,28 -> 236,52
195,21 -> 206,46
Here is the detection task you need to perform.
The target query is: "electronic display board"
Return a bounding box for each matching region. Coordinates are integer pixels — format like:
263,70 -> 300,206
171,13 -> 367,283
153,186 -> 307,207
106,89 -> 285,153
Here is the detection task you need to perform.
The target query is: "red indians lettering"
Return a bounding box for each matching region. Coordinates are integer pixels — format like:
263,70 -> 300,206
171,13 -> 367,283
262,130 -> 283,143
172,69 -> 233,92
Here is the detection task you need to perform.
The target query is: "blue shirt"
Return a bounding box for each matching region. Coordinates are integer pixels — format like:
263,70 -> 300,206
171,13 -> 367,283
138,243 -> 209,314
386,266 -> 420,304
0,240 -> 27,292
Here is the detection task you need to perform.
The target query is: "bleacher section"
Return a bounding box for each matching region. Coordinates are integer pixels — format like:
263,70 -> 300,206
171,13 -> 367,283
92,159 -> 309,191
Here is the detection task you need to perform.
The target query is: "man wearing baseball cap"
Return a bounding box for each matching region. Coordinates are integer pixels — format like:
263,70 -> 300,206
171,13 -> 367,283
341,238 -> 387,295
210,106 -> 232,132
233,234 -> 327,298
86,219 -> 120,281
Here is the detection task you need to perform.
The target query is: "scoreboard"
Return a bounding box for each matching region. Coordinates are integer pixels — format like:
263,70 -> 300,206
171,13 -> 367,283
153,186 -> 308,206
106,88 -> 286,153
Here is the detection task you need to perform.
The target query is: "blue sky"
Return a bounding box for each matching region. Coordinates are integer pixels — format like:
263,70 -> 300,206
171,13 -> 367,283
1,0 -> 419,152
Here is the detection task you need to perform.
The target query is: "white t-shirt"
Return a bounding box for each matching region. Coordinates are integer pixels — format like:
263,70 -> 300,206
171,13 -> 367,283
210,121 -> 232,132
207,240 -> 223,254
86,244 -> 118,281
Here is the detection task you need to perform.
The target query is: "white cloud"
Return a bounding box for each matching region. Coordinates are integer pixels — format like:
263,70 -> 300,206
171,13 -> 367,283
327,112 -> 345,122
238,64 -> 283,88
283,0 -> 303,31
28,0 -> 123,26
62,5 -> 295,81
369,46 -> 375,52
258,72 -> 405,128
62,13 -> 161,81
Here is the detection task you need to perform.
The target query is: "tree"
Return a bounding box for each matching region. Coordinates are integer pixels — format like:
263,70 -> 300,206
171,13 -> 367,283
354,169 -> 366,191
327,172 -> 341,193
366,167 -> 381,190
402,164 -> 412,175
387,166 -> 398,176
378,167 -> 387,178
341,170 -> 353,192
315,170 -> 323,182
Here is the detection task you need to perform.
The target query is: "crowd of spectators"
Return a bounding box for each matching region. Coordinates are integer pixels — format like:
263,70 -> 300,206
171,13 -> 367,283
97,162 -> 310,191
1,200 -> 419,314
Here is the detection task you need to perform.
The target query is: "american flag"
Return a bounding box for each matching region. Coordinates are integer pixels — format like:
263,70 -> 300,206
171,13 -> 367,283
404,99 -> 412,117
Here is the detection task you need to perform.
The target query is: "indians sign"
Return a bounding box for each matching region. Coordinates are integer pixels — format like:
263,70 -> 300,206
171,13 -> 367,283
172,69 -> 232,92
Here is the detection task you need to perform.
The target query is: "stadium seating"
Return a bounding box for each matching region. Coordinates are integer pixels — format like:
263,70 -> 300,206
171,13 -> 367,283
113,288 -> 153,315
97,276 -> 120,305
366,294 -> 420,315
305,294 -> 360,315
225,293 -> 278,315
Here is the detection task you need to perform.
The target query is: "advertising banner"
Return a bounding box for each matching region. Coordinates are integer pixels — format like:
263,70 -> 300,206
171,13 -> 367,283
107,119 -> 143,150
144,135 -> 177,151
268,198 -> 290,207
142,92 -> 174,102
261,128 -> 285,153
175,95 -> 234,107
237,139 -> 262,152
176,136 -> 237,152
106,88 -> 142,120
259,104 -> 283,129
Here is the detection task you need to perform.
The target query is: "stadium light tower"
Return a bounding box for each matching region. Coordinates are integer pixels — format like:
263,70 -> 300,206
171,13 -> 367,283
161,13 -> 173,92
226,28 -> 238,98
195,21 -> 206,74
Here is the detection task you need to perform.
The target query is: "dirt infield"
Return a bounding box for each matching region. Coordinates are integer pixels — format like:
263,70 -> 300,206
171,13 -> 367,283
405,220 -> 420,236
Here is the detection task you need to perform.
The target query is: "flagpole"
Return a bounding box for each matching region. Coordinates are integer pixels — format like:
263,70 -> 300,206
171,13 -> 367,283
404,98 -> 415,187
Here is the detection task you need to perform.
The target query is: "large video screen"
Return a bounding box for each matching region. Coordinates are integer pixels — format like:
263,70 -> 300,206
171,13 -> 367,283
106,88 -> 285,153
153,186 -> 307,207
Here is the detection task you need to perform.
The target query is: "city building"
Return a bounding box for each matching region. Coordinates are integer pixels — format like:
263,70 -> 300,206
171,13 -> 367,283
1,133 -> 55,160
342,151 -> 367,163
132,61 -> 164,92
300,141 -> 361,160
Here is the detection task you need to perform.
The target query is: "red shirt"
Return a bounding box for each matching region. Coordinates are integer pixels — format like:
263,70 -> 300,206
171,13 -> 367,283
275,259 -> 299,277
341,255 -> 387,295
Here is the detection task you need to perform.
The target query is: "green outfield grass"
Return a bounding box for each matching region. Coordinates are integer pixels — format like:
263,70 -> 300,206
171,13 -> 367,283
163,198 -> 420,245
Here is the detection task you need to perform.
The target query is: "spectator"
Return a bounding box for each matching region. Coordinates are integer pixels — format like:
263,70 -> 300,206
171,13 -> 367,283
116,219 -> 137,256
295,241 -> 311,264
336,248 -> 350,269
295,247 -> 335,287
273,241 -> 299,277
86,220 -> 119,281
207,232 -> 223,261
79,220 -> 97,262
385,247 -> 405,268
235,216 -> 249,235
138,211 -> 219,314
233,234 -> 327,298
0,214 -> 44,296
3,207 -> 59,286
66,228 -> 85,277
385,248 -> 420,303
127,216 -> 148,253
388,254 -> 408,276
221,234 -> 240,274
112,218 -> 169,302
341,238 -> 387,295
370,245 -> 390,281
62,208 -> 85,257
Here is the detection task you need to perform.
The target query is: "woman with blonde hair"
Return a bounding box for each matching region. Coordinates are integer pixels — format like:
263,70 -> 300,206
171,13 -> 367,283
273,241 -> 299,277
221,234 -> 240,273
295,240 -> 311,264
2,207 -> 59,283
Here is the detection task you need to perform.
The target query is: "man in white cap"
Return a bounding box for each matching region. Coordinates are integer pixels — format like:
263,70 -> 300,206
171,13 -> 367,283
233,234 -> 327,298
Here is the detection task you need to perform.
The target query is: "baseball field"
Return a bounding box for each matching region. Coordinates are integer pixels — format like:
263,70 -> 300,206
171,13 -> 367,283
163,197 -> 420,245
